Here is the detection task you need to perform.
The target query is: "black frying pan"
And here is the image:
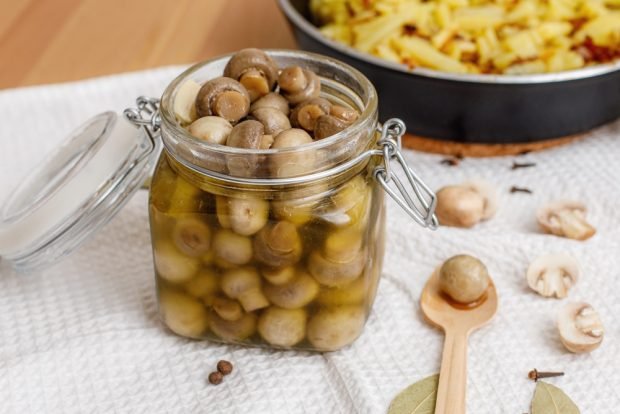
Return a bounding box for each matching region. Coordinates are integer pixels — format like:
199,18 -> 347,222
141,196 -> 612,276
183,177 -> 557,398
278,0 -> 620,144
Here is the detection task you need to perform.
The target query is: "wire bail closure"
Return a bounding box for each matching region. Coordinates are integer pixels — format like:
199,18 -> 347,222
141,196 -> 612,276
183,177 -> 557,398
374,119 -> 438,230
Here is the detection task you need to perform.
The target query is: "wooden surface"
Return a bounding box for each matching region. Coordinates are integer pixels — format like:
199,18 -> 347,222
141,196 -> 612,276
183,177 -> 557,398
0,0 -> 296,89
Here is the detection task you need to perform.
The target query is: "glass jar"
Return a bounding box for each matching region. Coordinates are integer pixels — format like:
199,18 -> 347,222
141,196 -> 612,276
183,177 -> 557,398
147,51 -> 436,351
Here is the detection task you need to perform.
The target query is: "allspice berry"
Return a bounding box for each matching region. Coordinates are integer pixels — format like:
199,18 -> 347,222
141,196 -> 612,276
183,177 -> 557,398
217,360 -> 234,376
208,371 -> 224,385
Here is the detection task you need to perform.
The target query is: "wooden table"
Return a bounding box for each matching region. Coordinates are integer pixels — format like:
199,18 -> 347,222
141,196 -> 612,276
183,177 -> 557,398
0,0 -> 296,89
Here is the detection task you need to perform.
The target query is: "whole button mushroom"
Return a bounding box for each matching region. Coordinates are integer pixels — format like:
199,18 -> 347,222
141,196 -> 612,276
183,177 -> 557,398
226,120 -> 273,176
263,270 -> 320,309
212,297 -> 243,322
251,107 -> 291,136
330,105 -> 360,124
212,229 -> 253,265
254,221 -> 303,268
537,200 -> 596,241
159,288 -> 209,338
308,235 -> 367,288
435,180 -> 497,228
154,241 -> 201,283
195,77 -> 251,123
278,66 -> 321,104
526,253 -> 579,298
221,267 -> 270,312
270,128 -> 316,178
290,98 -> 332,131
438,255 -> 490,304
307,305 -> 366,351
224,48 -> 279,102
250,92 -> 290,116
258,307 -> 307,347
314,115 -> 349,140
173,79 -> 201,124
558,302 -> 604,353
227,196 -> 269,236
208,310 -> 257,342
171,217 -> 211,257
188,116 -> 233,145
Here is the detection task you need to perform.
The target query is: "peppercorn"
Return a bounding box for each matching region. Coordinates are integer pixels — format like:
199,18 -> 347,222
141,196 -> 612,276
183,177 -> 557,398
208,371 -> 223,385
217,360 -> 233,376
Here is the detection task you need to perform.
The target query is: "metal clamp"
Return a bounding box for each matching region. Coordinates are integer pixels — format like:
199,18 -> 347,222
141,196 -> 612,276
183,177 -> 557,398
374,119 -> 438,230
123,96 -> 161,133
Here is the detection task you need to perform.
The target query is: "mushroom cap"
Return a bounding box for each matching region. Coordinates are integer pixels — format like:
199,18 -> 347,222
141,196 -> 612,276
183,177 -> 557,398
187,116 -> 233,144
330,105 -> 359,123
195,77 -> 250,121
290,97 -> 332,130
462,180 -> 498,220
253,221 -> 303,267
314,114 -> 349,140
558,301 -> 604,353
279,67 -> 321,104
271,128 -> 313,149
526,253 -> 579,298
435,185 -> 485,228
251,107 -> 292,136
224,48 -> 279,89
438,254 -> 490,304
250,92 -> 290,115
226,120 -> 265,149
536,200 -> 595,241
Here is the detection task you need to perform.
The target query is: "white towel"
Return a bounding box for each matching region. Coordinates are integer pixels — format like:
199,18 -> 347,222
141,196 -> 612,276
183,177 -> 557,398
0,67 -> 619,413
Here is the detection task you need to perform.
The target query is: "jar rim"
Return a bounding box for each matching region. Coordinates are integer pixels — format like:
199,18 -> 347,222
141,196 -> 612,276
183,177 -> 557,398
159,49 -> 378,156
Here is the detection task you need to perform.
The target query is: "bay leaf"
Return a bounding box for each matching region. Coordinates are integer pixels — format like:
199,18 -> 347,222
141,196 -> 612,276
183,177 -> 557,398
531,381 -> 580,414
387,374 -> 438,414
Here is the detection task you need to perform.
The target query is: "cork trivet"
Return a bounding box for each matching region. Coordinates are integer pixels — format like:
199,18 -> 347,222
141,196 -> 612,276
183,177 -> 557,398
402,133 -> 583,157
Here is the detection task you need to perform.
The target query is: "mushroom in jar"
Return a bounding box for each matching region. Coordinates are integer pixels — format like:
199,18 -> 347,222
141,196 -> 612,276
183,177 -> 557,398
438,255 -> 490,304
278,66 -> 321,104
188,116 -> 233,145
307,305 -> 366,351
154,240 -> 201,283
208,310 -> 257,342
171,217 -> 211,257
223,48 -> 279,102
261,266 -> 296,286
263,270 -> 320,309
225,120 -> 273,176
258,307 -> 307,347
225,196 -> 269,236
558,302 -> 604,353
537,200 -> 596,241
317,175 -> 371,228
184,269 -> 219,302
435,180 -> 497,228
212,296 -> 244,322
250,92 -> 290,116
308,229 -> 367,287
254,221 -> 303,268
251,107 -> 291,136
221,267 -> 270,312
212,229 -> 253,265
173,79 -> 201,124
159,288 -> 209,338
526,253 -> 579,298
269,128 -> 316,178
314,105 -> 359,139
289,98 -> 331,131
195,77 -> 251,123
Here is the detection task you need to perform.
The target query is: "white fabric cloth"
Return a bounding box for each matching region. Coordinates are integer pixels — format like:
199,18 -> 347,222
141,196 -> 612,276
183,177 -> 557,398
1,67 -> 619,414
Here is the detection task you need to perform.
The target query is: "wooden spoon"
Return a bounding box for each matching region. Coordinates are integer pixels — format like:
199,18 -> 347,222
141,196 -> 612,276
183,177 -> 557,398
420,268 -> 498,414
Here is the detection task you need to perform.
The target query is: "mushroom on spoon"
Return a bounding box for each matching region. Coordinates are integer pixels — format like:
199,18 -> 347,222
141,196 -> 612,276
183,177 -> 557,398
420,255 -> 498,414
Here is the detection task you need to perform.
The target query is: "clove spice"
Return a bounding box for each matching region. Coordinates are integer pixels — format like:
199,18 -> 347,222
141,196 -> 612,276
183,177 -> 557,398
512,161 -> 537,170
510,186 -> 533,194
528,369 -> 564,382
440,158 -> 460,166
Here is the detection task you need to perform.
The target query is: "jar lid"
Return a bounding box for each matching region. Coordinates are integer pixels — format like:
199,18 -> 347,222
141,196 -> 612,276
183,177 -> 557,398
0,111 -> 157,271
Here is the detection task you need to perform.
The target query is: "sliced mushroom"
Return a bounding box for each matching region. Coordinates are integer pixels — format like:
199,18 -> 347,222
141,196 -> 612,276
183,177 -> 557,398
314,115 -> 349,140
537,200 -> 596,241
195,77 -> 251,123
159,288 -> 209,338
278,66 -> 321,104
307,305 -> 366,351
184,269 -> 219,300
212,296 -> 244,322
263,270 -> 319,309
290,98 -> 331,131
438,255 -> 490,304
526,253 -> 579,298
254,221 -> 303,267
188,116 -> 233,144
227,196 -> 269,236
171,217 -> 211,257
269,128 -> 316,178
250,92 -> 290,116
223,48 -> 279,102
258,307 -> 307,347
251,107 -> 291,136
173,79 -> 201,124
212,229 -> 253,265
261,266 -> 296,285
221,267 -> 269,312
208,309 -> 257,342
154,241 -> 201,283
435,185 -> 485,228
558,302 -> 604,353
